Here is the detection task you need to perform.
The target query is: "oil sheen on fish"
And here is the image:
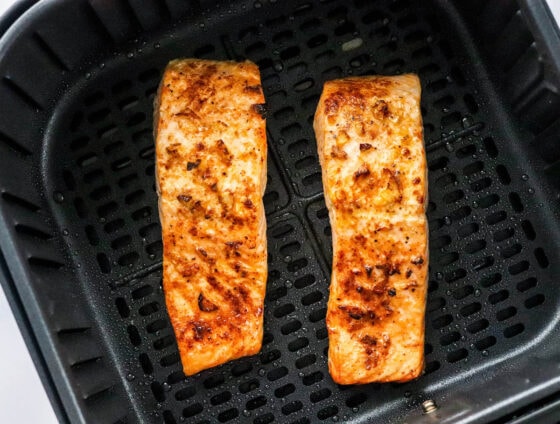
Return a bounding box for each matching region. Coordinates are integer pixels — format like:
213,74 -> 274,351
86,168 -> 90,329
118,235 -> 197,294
154,59 -> 267,376
314,74 -> 428,384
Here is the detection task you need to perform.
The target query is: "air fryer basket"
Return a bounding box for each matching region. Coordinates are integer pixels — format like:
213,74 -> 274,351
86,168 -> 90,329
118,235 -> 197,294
1,0 -> 560,423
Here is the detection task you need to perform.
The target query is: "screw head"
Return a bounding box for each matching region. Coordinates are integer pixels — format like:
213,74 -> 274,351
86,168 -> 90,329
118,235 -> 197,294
422,399 -> 438,414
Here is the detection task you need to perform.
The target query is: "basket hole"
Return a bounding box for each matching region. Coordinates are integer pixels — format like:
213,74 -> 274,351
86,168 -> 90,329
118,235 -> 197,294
456,144 -> 476,158
111,235 -> 132,250
486,210 -> 506,225
175,386 -> 196,401
254,413 -> 275,424
88,108 -> 110,124
441,112 -> 462,127
458,223 -> 478,238
268,366 -> 288,382
146,319 -> 167,333
303,371 -> 323,386
281,46 -> 300,61
424,360 -> 440,374
489,290 -> 509,305
261,349 -> 281,365
429,156 -> 448,171
452,285 -> 474,300
496,165 -> 511,185
520,220 -> 535,240
132,285 -> 153,299
525,294 -> 545,309
472,256 -> 494,271
464,94 -> 479,113
494,227 -> 514,242
295,274 -> 315,289
132,206 -> 152,220
274,303 -> 295,318
182,403 -> 203,419
98,202 -> 118,218
230,362 -> 252,378
475,336 -> 496,351
300,18 -> 321,32
463,161 -> 483,176
483,137 -> 498,158
162,411 -> 176,424
246,396 -> 267,410
303,171 -> 322,188
517,277 -> 537,293
431,235 -> 451,249
294,78 -> 313,92
508,192 -> 524,212
451,205 -> 471,221
308,34 -> 328,48
275,383 -> 295,398
349,53 -> 370,68
480,273 -> 502,288
167,371 -> 186,385
151,382 -> 165,402
509,260 -> 529,276
153,335 -> 175,350
146,241 -> 162,256
443,189 -> 464,204
127,325 -> 141,346
70,136 -> 89,151
467,318 -> 489,334
447,348 -> 468,363
203,374 -> 225,390
316,327 -> 328,340
471,177 -> 492,192
427,296 -> 445,312
534,248 -> 549,268
496,306 -> 517,321
211,391 -> 232,406
435,173 -> 457,188
460,302 -> 481,317
115,297 -> 130,318
140,302 -> 159,317
139,353 -> 153,374
465,239 -> 486,254
239,379 -> 259,394
78,153 -> 98,167
105,218 -> 125,233
267,285 -> 287,302
97,253 -> 111,273
118,251 -> 139,266
288,337 -> 309,352
504,323 -> 524,338
477,193 -> 499,209
118,173 -> 138,188
445,268 -> 466,283
302,290 -> 323,306
280,241 -> 301,256
440,331 -> 460,346
281,320 -> 302,335
287,257 -> 308,272
282,401 -> 303,416
346,392 -> 367,408
296,353 -> 316,369
501,243 -> 522,259
317,405 -> 338,420
112,157 -> 132,171
432,314 -> 453,329
271,223 -> 294,238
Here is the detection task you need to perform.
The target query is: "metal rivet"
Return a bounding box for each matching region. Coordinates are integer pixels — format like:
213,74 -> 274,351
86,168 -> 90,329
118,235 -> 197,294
422,399 -> 438,414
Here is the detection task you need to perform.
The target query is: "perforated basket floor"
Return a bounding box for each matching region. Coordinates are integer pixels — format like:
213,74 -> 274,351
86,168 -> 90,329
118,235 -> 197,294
1,0 -> 560,423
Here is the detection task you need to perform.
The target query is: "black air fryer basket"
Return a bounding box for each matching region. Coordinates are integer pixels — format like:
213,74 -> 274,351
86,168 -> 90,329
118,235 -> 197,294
1,0 -> 560,423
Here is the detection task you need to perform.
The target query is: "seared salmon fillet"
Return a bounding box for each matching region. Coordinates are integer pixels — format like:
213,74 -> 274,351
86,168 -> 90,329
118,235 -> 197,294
314,74 -> 428,384
154,59 -> 267,376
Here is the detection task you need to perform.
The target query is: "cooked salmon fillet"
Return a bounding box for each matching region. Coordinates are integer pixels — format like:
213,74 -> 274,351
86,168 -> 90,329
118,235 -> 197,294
314,74 -> 428,384
154,59 -> 267,376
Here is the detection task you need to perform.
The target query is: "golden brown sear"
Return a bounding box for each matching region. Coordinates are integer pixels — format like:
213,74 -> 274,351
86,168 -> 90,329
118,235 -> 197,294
314,74 -> 428,384
154,59 -> 267,376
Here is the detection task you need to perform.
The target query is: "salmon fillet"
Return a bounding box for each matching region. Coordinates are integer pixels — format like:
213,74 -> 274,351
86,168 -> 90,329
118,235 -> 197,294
154,59 -> 267,376
314,74 -> 428,384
